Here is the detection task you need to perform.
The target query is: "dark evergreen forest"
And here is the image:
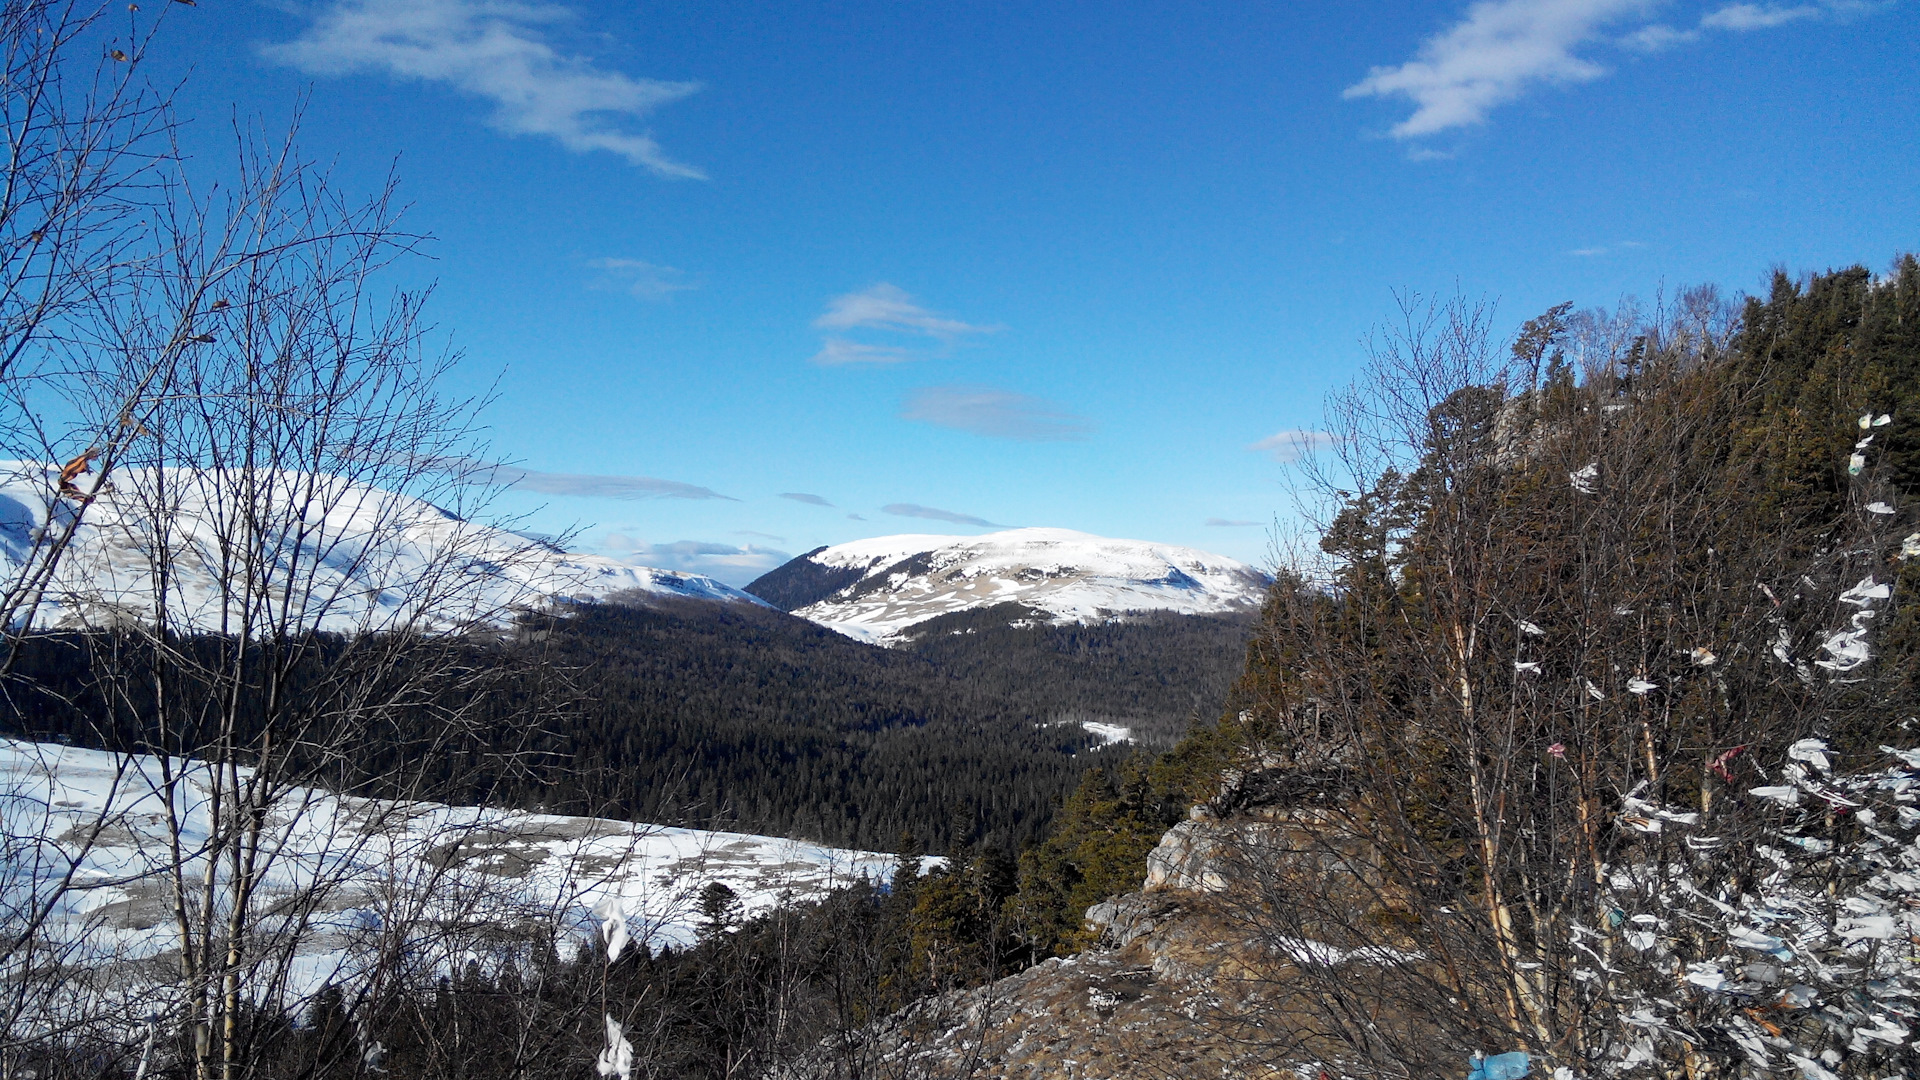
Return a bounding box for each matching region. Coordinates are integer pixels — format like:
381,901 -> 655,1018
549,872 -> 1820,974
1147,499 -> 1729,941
0,596 -> 1251,853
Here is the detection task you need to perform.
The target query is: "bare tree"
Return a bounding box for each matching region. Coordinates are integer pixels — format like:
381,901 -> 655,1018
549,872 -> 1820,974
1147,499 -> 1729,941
0,0 -> 181,636
58,126 -> 592,1079
0,52 -> 609,1069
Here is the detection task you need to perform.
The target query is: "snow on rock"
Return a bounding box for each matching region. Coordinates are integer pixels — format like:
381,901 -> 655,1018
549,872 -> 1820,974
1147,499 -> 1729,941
0,739 -> 919,1000
763,527 -> 1270,643
0,462 -> 762,633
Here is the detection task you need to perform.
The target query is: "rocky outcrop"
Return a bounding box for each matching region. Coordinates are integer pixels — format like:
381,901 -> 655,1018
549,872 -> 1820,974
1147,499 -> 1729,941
777,899 -> 1307,1080
776,807 -> 1369,1080
1140,812 -> 1290,893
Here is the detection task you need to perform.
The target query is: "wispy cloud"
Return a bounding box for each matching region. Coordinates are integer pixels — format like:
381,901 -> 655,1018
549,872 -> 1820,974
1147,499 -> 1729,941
1247,429 -> 1335,463
1621,22 -> 1698,49
882,503 -> 1005,528
265,0 -> 703,177
1701,3 -> 1823,30
1206,518 -> 1261,527
780,492 -> 835,507
1344,0 -> 1650,139
846,513 -> 867,521
816,284 -> 995,337
810,284 -> 999,365
811,339 -> 920,366
900,385 -> 1092,442
588,257 -> 696,300
1567,239 -> 1644,256
1623,2 -> 1827,49
601,536 -> 789,585
1347,0 -> 1878,140
461,461 -> 735,500
734,530 -> 787,542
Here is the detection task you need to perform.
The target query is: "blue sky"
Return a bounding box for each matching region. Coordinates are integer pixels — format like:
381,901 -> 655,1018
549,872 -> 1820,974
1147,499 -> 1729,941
147,0 -> 1918,583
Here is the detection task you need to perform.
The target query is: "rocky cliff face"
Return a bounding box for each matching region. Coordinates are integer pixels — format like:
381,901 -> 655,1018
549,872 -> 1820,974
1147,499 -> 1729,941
779,809 -> 1359,1080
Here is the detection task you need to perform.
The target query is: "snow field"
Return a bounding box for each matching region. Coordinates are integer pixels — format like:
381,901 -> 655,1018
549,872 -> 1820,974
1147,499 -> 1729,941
1,739 -> 918,1009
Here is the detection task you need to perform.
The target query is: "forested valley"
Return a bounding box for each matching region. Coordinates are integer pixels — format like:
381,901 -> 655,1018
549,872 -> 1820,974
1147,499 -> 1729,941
0,1 -> 1913,1075
1,596 -> 1252,853
8,208 -> 1918,1076
13,255 -> 1920,1080
205,253 -> 1919,1080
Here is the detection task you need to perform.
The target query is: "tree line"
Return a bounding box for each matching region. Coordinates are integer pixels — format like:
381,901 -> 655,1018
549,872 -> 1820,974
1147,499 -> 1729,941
2,596 -> 1251,855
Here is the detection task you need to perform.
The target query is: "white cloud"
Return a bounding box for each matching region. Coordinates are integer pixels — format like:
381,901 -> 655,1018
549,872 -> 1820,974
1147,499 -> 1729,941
456,461 -> 735,500
266,0 -> 703,177
1347,0 -> 1877,139
1567,240 -> 1645,255
1247,429 -> 1335,463
588,258 -> 696,300
810,338 -> 920,366
600,536 -> 790,585
815,283 -> 997,337
809,284 -> 998,365
1700,3 -> 1822,29
881,503 -> 1004,528
1344,0 -> 1652,139
900,385 -> 1092,442
1621,22 -> 1698,49
779,492 -> 834,507
1206,518 -> 1261,527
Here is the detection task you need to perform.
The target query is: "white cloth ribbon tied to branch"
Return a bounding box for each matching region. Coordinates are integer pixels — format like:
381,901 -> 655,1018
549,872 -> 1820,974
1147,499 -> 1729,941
1568,462 -> 1598,494
597,1015 -> 634,1080
593,894 -> 631,961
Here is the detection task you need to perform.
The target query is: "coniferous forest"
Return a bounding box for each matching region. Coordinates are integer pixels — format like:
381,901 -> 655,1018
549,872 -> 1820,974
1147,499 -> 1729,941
0,0 -> 1912,1075
1,595 -> 1253,853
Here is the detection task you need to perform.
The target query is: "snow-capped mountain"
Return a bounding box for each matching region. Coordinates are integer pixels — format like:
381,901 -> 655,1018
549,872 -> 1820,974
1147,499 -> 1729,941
747,527 -> 1271,643
0,462 -> 763,632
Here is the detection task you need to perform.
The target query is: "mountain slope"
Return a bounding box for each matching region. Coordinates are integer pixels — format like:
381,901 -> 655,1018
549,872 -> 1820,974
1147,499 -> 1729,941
747,528 -> 1269,643
896,603 -> 1255,747
0,462 -> 762,631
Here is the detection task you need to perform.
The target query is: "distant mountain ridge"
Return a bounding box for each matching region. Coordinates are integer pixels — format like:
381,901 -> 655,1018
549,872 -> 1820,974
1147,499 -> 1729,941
0,462 -> 764,631
747,527 -> 1270,643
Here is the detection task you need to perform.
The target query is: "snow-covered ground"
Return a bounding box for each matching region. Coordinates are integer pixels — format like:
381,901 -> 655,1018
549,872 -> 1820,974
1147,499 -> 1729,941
785,528 -> 1270,643
0,739 -> 918,1003
0,461 -> 762,633
1079,721 -> 1133,747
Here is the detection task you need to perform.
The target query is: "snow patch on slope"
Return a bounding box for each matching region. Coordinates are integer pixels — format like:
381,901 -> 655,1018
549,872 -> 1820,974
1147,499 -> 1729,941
786,527 -> 1269,643
0,462 -> 762,632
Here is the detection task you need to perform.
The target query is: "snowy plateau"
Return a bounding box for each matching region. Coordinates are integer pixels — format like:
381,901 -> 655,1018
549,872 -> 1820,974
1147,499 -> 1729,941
0,739 -> 923,993
754,527 -> 1271,644
0,461 -> 764,632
